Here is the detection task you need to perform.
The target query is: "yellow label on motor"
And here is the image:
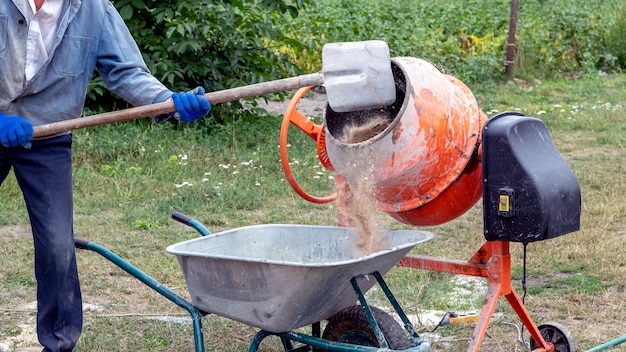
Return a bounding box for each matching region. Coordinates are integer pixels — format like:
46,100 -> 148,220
499,195 -> 510,212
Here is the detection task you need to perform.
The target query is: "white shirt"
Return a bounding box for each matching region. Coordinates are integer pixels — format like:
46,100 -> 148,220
24,0 -> 64,82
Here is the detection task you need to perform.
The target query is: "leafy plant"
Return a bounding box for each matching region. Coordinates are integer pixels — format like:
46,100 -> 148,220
88,0 -> 311,115
290,0 -> 623,83
606,0 -> 626,68
84,0 -> 625,115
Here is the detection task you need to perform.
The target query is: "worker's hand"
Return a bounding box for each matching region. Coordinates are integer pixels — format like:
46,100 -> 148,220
171,87 -> 211,122
0,113 -> 33,148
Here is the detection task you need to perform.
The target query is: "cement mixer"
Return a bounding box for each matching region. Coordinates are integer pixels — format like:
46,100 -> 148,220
280,55 -> 581,352
281,57 -> 486,226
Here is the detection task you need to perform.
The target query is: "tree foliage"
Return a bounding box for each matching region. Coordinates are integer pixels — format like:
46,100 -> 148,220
87,0 -> 313,117
86,0 -> 625,115
288,0 -> 624,83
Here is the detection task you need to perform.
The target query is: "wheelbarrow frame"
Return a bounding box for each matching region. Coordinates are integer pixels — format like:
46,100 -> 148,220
74,237 -> 209,351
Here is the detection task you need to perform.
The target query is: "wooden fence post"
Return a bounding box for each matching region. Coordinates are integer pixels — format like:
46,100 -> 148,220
505,0 -> 519,77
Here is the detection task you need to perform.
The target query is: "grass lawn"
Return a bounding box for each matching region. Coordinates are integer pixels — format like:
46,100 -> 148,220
1,72 -> 624,351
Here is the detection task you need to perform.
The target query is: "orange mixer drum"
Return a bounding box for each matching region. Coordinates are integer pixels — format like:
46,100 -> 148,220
324,57 -> 486,226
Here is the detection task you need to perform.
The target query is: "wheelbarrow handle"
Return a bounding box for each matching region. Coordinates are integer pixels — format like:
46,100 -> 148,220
172,211 -> 212,236
74,237 -> 90,250
172,211 -> 193,226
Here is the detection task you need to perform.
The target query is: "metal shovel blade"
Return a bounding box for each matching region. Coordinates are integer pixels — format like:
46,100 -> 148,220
322,40 -> 396,113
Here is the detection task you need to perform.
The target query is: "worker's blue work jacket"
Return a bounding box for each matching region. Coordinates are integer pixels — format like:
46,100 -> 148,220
0,0 -> 172,129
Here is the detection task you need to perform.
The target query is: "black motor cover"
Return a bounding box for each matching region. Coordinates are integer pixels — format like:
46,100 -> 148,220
482,112 -> 581,242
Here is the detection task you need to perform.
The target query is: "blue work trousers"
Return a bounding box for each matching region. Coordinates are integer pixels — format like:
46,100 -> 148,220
0,134 -> 82,352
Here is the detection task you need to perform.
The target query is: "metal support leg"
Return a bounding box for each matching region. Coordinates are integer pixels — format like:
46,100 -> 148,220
372,271 -> 426,345
350,276 -> 390,349
399,241 -> 555,352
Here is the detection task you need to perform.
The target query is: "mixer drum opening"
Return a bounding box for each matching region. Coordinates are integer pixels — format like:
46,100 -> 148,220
324,57 -> 485,226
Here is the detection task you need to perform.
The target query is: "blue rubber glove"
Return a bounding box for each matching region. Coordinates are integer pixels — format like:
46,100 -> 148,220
0,113 -> 33,148
171,87 -> 211,122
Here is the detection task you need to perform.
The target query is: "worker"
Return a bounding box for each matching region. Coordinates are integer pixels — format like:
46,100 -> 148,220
0,0 -> 211,351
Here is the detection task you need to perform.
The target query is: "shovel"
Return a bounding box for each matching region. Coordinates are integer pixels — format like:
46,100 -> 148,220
33,40 -> 395,138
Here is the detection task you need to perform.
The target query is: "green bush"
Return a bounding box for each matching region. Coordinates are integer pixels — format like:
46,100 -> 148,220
85,0 -> 626,114
606,1 -> 626,68
291,0 -> 624,82
287,0 -> 511,84
516,0 -> 621,78
88,0 -> 311,114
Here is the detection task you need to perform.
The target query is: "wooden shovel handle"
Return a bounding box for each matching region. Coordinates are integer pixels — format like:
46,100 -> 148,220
33,73 -> 322,138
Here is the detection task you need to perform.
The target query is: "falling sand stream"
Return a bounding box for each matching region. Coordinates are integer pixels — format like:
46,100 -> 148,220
338,116 -> 392,255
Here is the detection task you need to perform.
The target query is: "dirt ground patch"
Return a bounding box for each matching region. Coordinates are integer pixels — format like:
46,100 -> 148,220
0,226 -> 31,240
257,90 -> 328,118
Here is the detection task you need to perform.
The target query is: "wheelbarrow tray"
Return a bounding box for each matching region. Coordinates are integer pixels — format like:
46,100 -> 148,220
166,224 -> 433,333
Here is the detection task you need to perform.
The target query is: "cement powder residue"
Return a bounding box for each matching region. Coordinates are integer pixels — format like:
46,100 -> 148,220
339,116 -> 392,255
341,116 -> 391,144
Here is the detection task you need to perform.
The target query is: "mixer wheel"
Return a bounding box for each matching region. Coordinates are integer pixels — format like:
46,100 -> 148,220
321,305 -> 412,351
529,322 -> 577,352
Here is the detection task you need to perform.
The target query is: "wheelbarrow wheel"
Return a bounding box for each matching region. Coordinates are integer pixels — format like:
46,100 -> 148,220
321,305 -> 412,350
529,322 -> 577,352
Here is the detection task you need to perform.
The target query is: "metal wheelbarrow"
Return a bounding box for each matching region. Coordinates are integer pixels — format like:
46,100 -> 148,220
74,212 -> 435,351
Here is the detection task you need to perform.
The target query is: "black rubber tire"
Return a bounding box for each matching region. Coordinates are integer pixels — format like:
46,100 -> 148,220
321,305 -> 412,350
529,322 -> 577,352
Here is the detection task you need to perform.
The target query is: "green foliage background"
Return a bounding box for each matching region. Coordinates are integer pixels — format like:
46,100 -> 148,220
87,0 -> 626,113
287,0 -> 626,84
89,0 -> 312,117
